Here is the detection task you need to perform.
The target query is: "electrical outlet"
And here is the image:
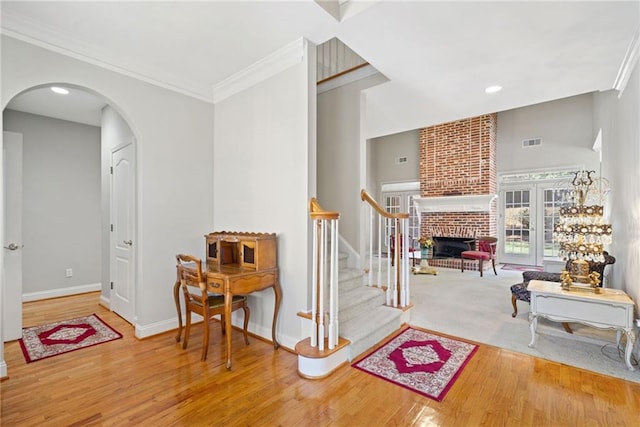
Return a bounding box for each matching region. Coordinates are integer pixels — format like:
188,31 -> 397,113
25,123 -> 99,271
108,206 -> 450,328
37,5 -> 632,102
66,268 -> 73,278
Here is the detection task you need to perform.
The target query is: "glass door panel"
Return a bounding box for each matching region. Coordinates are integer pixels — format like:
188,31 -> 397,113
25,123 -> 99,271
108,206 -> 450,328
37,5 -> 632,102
542,187 -> 571,258
381,191 -> 419,250
502,188 -> 536,265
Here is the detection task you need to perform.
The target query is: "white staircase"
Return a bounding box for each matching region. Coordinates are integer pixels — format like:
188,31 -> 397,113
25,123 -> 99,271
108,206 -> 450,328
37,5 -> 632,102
297,195 -> 409,378
335,253 -> 403,360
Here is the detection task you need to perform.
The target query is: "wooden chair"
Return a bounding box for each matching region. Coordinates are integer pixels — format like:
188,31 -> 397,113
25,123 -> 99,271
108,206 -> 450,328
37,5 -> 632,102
460,237 -> 498,277
176,254 -> 249,361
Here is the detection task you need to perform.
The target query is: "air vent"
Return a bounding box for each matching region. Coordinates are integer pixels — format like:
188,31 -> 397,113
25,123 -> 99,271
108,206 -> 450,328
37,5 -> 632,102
396,156 -> 408,164
522,138 -> 542,147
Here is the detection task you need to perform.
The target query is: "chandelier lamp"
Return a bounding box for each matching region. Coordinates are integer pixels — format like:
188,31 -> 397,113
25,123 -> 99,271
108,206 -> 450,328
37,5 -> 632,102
553,170 -> 612,291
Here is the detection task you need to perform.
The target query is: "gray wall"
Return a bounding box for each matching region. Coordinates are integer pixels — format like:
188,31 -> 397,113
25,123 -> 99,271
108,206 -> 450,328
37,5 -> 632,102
3,110 -> 101,294
2,35 -> 215,335
599,59 -> 640,302
368,93 -> 600,195
497,93 -> 600,173
212,40 -> 315,349
369,129 -> 420,198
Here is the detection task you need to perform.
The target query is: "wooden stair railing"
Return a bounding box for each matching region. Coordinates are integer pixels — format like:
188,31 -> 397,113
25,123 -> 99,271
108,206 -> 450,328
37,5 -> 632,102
361,189 -> 411,308
309,198 -> 340,350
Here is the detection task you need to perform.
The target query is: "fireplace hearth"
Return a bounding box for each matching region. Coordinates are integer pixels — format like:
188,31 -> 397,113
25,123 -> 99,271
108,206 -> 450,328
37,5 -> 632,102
433,236 -> 473,258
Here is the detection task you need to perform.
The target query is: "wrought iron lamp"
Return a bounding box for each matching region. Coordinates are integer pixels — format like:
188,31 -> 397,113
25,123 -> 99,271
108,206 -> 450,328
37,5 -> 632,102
553,170 -> 612,292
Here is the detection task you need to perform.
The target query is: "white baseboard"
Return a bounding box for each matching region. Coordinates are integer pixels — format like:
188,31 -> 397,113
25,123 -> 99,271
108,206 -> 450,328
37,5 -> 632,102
99,294 -> 110,309
0,360 -> 7,379
22,283 -> 102,302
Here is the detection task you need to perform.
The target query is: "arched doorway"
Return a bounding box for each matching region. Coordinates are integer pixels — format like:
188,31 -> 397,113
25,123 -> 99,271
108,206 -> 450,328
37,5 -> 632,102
2,83 -> 137,342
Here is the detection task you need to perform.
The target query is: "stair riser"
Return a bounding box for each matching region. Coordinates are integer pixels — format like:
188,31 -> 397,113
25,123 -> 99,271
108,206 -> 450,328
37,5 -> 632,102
342,312 -> 403,360
339,292 -> 385,322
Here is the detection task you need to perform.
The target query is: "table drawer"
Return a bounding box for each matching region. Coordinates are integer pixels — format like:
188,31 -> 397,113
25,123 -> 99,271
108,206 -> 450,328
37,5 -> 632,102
533,294 -> 631,327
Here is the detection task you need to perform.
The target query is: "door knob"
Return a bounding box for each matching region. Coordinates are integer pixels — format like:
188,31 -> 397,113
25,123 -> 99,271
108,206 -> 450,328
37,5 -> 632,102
123,240 -> 133,246
3,243 -> 23,250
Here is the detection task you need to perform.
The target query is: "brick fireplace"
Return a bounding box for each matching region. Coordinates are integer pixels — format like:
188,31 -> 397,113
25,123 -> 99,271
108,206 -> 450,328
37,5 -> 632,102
416,113 -> 498,271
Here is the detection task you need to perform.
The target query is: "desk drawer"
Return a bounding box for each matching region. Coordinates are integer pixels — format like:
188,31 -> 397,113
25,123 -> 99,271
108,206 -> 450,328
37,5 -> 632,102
206,279 -> 224,292
533,294 -> 631,328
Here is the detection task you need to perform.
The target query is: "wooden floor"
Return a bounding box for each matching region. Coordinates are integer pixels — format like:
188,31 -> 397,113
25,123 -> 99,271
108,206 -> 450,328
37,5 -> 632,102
2,292 -> 640,426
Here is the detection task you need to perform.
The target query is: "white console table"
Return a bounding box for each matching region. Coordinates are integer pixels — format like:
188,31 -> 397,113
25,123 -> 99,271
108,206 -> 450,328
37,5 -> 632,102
528,280 -> 637,371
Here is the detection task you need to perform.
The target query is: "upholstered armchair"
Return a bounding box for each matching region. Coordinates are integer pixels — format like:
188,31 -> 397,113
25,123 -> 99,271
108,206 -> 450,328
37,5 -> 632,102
461,237 -> 498,277
510,252 -> 616,318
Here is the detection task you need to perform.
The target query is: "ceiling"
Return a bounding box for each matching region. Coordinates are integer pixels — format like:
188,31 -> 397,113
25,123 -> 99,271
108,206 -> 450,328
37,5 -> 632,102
2,1 -> 639,137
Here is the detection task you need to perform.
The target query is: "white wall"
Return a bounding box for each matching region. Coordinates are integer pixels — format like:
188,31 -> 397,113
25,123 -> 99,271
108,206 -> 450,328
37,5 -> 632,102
1,35 -> 214,340
212,39 -> 315,349
600,58 -> 640,303
3,110 -> 101,294
497,93 -> 600,173
317,73 -> 387,249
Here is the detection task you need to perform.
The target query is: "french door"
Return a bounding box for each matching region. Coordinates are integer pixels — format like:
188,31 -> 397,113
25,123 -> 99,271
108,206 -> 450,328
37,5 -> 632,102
381,190 -> 420,250
500,183 -> 570,266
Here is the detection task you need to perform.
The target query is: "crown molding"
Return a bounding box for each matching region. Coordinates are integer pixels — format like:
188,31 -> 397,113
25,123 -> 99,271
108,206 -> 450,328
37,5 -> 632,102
1,10 -> 213,103
613,25 -> 640,97
212,38 -> 306,104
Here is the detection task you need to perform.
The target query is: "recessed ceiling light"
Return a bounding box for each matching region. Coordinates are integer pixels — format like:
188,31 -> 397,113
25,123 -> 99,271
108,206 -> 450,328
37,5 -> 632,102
485,85 -> 502,94
51,87 -> 69,95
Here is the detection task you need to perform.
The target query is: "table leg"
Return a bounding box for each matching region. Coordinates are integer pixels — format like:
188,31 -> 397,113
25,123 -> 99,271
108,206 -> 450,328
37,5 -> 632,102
271,274 -> 282,350
225,290 -> 233,370
173,273 -> 182,343
623,328 -> 636,371
528,314 -> 538,347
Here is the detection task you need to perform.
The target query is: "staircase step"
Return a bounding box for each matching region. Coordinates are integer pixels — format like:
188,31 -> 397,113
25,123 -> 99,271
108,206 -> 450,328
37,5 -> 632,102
338,286 -> 385,322
339,305 -> 403,360
338,268 -> 364,291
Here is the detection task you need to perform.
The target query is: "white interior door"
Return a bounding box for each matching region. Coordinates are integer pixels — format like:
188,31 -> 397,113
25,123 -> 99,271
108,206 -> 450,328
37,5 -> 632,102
111,142 -> 135,324
3,131 -> 23,341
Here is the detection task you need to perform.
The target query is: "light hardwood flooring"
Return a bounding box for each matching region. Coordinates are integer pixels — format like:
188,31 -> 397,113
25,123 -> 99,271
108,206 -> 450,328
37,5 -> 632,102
2,292 -> 639,426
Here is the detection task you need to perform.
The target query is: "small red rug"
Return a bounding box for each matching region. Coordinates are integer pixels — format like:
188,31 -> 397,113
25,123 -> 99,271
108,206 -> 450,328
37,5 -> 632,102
501,264 -> 543,272
18,314 -> 122,363
353,327 -> 477,401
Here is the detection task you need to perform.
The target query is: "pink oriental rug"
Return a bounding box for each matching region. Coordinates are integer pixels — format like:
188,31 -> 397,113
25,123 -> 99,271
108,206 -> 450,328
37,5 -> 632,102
353,327 -> 478,401
18,314 -> 122,363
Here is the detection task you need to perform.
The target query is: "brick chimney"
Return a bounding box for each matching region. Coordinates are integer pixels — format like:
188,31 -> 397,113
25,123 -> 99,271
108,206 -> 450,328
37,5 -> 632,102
418,113 -> 498,270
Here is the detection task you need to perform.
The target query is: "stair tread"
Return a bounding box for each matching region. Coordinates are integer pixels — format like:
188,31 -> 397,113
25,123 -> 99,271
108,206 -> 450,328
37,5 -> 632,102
339,305 -> 402,341
339,286 -> 384,309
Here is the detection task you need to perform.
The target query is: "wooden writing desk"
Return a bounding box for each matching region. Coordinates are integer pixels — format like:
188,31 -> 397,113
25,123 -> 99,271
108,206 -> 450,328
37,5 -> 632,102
174,231 -> 281,369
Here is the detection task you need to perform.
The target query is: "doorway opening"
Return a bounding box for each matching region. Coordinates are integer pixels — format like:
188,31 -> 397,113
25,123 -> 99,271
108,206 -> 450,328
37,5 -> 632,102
2,83 -> 137,342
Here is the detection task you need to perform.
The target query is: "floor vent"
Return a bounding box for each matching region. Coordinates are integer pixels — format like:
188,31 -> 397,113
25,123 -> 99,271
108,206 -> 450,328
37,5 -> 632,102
522,138 -> 542,147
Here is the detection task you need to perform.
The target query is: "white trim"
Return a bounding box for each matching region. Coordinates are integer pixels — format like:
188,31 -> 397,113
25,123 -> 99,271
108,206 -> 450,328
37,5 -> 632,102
381,181 -> 420,192
297,346 -> 349,378
213,38 -> 306,103
414,194 -> 497,213
1,13 -> 213,103
22,283 -> 101,302
0,361 -> 7,379
613,25 -> 640,97
317,65 -> 382,94
339,234 -> 360,269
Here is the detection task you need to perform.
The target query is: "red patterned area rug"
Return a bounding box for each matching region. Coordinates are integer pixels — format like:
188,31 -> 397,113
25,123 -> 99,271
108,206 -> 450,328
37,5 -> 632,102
18,314 -> 122,363
353,327 -> 478,401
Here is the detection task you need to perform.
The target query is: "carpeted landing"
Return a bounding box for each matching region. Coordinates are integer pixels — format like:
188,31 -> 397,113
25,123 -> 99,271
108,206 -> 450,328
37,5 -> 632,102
407,265 -> 640,383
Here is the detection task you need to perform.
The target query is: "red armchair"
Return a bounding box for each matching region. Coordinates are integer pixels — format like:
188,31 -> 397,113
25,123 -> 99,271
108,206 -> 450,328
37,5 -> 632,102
460,237 -> 498,277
